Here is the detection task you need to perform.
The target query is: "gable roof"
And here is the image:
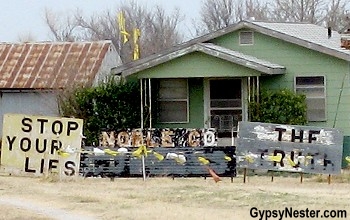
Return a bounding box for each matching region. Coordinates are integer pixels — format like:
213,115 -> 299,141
198,43 -> 286,75
116,43 -> 285,77
243,21 -> 350,60
0,40 -> 115,90
114,20 -> 350,78
196,20 -> 350,60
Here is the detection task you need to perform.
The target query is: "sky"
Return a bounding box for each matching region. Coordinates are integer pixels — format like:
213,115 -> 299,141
0,0 -> 202,42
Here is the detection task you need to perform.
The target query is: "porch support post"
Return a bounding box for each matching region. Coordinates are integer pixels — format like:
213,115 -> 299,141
253,76 -> 256,102
148,78 -> 152,128
256,76 -> 260,103
140,78 -> 144,129
247,77 -> 251,103
140,78 -> 146,182
247,77 -> 251,121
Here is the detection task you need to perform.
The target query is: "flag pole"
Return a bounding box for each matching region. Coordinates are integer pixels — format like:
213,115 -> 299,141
142,154 -> 146,181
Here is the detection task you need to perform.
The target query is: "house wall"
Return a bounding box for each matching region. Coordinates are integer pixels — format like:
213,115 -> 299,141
212,30 -> 350,136
0,91 -> 59,137
133,52 -> 261,130
93,44 -> 121,85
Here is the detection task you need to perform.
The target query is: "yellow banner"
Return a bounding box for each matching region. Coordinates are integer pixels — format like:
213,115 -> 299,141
118,11 -> 129,44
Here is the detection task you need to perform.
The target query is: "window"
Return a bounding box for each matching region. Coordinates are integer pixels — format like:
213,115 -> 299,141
158,78 -> 188,123
239,31 -> 254,45
295,76 -> 326,121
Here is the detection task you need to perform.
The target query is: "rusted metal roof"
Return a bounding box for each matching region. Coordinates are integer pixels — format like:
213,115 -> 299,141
0,40 -> 115,89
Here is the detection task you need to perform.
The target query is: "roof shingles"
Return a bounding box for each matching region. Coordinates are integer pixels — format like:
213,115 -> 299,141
251,21 -> 350,57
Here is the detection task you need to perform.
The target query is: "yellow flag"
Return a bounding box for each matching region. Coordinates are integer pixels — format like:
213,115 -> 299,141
224,155 -> 232,161
244,155 -> 255,163
133,28 -> 141,60
132,145 -> 148,158
57,150 -> 70,158
133,28 -> 140,44
133,44 -> 140,60
287,157 -> 296,167
132,146 -> 143,158
345,156 -> 350,164
142,145 -> 148,157
153,151 -> 164,161
104,148 -> 119,157
117,11 -> 129,44
267,155 -> 282,162
198,156 -> 210,165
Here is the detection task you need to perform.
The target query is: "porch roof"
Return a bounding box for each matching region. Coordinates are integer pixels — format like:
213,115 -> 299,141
199,43 -> 286,75
114,43 -> 286,78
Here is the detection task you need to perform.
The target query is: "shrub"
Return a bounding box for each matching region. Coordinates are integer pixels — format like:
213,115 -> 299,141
58,78 -> 141,145
249,89 -> 307,125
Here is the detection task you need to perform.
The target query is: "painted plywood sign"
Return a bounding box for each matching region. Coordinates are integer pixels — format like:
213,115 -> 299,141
236,121 -> 343,174
1,114 -> 83,177
100,128 -> 217,148
80,146 -> 236,177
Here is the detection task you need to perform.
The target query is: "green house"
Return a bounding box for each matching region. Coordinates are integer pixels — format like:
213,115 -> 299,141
113,20 -> 350,151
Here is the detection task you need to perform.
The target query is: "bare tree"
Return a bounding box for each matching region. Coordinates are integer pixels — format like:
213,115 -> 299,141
45,9 -> 80,41
44,0 -> 184,63
17,32 -> 36,42
193,0 -> 270,35
119,2 -> 184,60
194,0 -> 237,35
240,0 -> 271,22
325,0 -> 350,32
271,0 -> 326,24
141,6 -> 184,56
194,0 -> 349,35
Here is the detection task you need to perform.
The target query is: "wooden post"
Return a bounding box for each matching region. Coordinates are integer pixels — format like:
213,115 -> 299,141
300,172 -> 303,183
328,174 -> 331,184
243,168 -> 247,183
271,172 -> 274,182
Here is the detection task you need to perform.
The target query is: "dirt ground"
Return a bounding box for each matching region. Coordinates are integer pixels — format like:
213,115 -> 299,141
0,172 -> 349,220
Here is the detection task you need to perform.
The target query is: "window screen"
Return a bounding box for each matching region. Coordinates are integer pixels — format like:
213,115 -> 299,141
295,76 -> 326,121
158,78 -> 188,123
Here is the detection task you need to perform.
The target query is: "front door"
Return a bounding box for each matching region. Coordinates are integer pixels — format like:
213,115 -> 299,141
208,79 -> 243,137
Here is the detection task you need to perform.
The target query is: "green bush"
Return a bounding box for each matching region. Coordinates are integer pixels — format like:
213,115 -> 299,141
58,78 -> 141,145
249,89 -> 307,125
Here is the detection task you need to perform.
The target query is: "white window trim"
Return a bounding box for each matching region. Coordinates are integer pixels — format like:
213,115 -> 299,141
294,75 -> 327,122
158,78 -> 189,124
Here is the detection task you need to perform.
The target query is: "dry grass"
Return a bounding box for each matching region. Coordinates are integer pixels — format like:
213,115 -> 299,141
0,172 -> 349,220
0,205 -> 53,220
